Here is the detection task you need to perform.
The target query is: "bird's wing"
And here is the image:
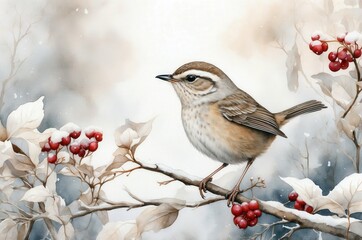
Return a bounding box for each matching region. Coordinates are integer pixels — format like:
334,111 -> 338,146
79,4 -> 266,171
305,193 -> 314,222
218,93 -> 287,137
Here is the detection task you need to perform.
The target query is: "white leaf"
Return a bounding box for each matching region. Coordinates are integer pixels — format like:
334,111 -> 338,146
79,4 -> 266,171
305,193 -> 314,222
57,222 -> 74,240
133,203 -> 182,238
6,97 -> 45,139
97,221 -> 136,240
115,128 -> 139,148
0,218 -> 18,239
280,177 -> 323,207
331,82 -> 352,110
0,121 -> 7,141
327,173 -> 362,214
0,141 -> 14,169
21,185 -> 52,202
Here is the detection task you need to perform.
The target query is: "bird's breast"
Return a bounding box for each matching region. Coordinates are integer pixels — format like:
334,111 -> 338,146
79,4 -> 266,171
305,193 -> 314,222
181,103 -> 275,164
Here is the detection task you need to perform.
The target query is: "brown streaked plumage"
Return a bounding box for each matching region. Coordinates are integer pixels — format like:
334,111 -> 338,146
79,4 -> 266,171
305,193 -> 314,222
156,61 -> 327,205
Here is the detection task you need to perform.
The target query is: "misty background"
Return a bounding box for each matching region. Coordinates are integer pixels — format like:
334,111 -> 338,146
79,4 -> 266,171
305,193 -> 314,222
0,0 -> 360,239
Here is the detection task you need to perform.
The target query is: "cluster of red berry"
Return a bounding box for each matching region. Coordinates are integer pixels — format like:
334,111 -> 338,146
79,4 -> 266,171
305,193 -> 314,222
41,124 -> 103,164
288,191 -> 313,213
231,200 -> 262,229
309,31 -> 362,72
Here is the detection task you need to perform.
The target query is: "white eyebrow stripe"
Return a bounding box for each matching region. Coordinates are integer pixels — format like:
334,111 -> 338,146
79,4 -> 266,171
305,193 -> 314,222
173,70 -> 220,82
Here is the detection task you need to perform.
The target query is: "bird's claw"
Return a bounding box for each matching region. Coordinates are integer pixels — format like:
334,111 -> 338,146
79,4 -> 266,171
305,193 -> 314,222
199,177 -> 213,199
227,186 -> 241,206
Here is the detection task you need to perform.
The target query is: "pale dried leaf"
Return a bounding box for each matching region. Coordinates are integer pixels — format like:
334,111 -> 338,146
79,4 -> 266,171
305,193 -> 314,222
114,119 -> 154,153
6,97 -> 44,139
21,185 -> 52,202
280,177 -> 323,207
46,171 -> 57,194
0,218 -> 18,239
327,173 -> 362,214
134,203 -> 181,238
339,118 -> 355,139
97,221 -> 136,240
96,210 -> 109,225
331,82 -> 352,110
17,222 -> 29,240
313,196 -> 345,215
0,121 -> 7,141
57,222 -> 74,240
0,141 -> 14,169
8,152 -> 35,172
78,163 -> 94,178
79,188 -> 93,205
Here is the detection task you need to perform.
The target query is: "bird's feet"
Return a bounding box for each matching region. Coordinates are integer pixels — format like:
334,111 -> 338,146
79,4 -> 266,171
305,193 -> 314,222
227,185 -> 241,206
199,176 -> 213,199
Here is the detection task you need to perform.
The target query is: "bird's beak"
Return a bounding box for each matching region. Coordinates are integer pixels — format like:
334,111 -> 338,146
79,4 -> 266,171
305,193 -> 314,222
156,74 -> 173,81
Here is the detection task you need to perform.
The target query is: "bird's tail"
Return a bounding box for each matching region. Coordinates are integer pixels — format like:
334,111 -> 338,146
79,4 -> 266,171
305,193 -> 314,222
275,100 -> 327,125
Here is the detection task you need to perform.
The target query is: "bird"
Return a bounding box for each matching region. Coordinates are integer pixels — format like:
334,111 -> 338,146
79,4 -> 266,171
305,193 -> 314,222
156,61 -> 326,205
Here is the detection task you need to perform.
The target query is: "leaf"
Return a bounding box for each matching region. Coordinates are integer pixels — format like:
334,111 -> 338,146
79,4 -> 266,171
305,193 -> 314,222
114,119 -> 153,153
132,203 -> 182,238
285,43 -> 301,91
57,222 -> 74,240
97,221 -> 136,240
280,177 -> 323,207
327,173 -> 362,214
0,141 -> 14,169
21,185 -> 52,202
0,218 -> 18,239
0,121 -> 7,141
78,163 -> 94,178
331,82 -> 353,110
6,97 -> 45,139
96,210 -> 109,225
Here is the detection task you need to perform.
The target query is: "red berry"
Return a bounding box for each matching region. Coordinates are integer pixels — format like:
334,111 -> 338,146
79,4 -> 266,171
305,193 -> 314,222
231,204 -> 243,216
240,202 -> 249,213
42,143 -> 51,152
354,49 -> 362,58
254,209 -> 262,217
248,218 -> 258,227
80,139 -> 90,150
328,51 -> 337,62
78,148 -> 86,158
346,54 -> 354,62
338,50 -> 347,60
237,219 -> 248,229
249,200 -> 259,210
311,34 -> 320,41
337,33 -> 345,42
329,61 -> 341,72
233,216 -> 243,225
85,131 -> 95,139
296,197 -> 306,206
294,201 -> 304,211
70,131 -> 81,139
304,205 -> 314,213
341,60 -> 349,70
246,210 -> 256,220
89,141 -> 98,152
69,143 -> 80,154
321,42 -> 328,52
61,136 -> 71,146
94,132 -> 103,142
288,191 -> 299,201
47,154 -> 57,164
312,45 -> 323,55
48,140 -> 60,150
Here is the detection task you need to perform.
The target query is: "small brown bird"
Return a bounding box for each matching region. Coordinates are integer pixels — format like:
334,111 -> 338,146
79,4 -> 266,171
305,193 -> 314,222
156,61 -> 326,205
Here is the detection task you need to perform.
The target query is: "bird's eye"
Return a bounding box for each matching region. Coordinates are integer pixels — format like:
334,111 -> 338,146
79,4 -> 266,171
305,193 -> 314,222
185,74 -> 198,82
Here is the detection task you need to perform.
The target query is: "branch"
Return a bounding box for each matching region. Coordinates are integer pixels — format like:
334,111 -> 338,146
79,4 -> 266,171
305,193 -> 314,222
136,162 -> 361,239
